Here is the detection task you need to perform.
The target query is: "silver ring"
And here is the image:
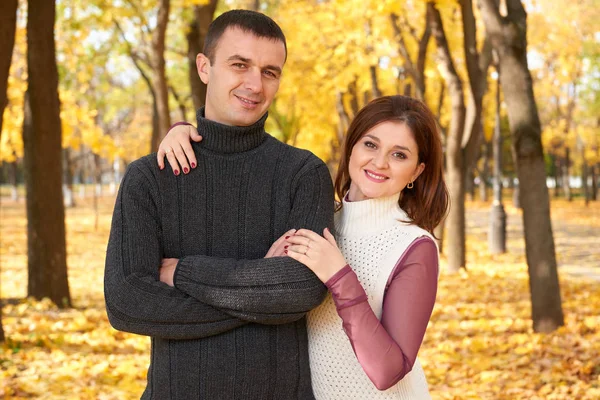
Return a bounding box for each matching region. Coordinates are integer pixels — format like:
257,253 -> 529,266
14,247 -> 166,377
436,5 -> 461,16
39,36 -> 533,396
165,147 -> 172,154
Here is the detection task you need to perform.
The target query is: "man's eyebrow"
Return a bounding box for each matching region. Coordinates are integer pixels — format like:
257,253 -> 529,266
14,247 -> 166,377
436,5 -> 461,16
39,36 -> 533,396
227,55 -> 251,63
226,55 -> 282,75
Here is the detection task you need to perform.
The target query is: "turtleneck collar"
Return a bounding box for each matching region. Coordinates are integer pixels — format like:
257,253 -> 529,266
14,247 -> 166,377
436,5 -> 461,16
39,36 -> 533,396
334,193 -> 411,237
195,107 -> 269,154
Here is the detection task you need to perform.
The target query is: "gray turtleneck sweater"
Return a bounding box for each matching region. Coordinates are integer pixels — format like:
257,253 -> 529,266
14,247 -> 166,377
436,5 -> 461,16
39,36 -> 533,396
104,109 -> 334,400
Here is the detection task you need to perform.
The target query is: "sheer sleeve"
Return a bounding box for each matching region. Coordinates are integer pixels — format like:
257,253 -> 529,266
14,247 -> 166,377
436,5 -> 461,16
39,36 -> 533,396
324,237 -> 438,390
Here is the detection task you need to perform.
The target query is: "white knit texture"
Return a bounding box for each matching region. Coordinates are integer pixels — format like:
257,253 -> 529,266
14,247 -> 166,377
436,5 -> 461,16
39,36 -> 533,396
307,194 -> 434,399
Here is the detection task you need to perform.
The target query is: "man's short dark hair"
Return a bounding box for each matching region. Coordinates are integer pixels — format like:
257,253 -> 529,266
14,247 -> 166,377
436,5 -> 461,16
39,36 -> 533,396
203,9 -> 287,63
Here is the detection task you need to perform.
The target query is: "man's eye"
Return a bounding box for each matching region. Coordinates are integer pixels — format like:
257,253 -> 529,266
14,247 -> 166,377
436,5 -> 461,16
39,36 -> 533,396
264,70 -> 277,78
232,63 -> 246,68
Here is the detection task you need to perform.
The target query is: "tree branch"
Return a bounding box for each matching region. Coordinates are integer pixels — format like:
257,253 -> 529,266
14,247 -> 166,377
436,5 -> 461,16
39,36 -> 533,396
477,0 -> 504,35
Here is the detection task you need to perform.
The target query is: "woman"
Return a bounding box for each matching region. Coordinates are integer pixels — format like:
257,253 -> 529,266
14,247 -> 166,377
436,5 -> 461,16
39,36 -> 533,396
158,95 -> 448,399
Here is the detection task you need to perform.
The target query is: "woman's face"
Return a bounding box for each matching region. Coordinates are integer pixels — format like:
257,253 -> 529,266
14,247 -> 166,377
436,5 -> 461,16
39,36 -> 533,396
347,121 -> 425,202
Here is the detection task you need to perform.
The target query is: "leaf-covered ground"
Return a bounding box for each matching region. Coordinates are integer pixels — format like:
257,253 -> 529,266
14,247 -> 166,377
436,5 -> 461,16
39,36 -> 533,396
1,195 -> 599,399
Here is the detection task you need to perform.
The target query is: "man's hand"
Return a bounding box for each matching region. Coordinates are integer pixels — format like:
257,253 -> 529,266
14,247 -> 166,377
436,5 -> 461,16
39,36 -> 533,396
159,258 -> 179,286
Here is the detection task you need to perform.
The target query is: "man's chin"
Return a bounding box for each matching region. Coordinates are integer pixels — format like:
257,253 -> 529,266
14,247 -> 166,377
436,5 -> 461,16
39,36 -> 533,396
230,110 -> 266,127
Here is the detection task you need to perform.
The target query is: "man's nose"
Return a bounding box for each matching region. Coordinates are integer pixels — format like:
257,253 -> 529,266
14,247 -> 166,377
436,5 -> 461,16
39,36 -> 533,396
244,68 -> 263,93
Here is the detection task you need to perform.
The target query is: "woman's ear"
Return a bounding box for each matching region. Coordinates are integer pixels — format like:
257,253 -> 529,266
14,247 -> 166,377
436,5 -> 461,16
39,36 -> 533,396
413,163 -> 426,182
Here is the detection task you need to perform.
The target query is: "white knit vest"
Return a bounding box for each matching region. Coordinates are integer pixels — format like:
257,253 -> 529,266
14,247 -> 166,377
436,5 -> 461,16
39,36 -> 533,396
307,194 -> 435,399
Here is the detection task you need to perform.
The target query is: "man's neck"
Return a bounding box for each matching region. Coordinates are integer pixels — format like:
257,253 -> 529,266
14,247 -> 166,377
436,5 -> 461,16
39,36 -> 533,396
194,107 -> 268,154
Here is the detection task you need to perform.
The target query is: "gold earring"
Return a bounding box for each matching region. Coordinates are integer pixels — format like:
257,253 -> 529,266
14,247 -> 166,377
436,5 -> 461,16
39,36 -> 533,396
407,181 -> 414,189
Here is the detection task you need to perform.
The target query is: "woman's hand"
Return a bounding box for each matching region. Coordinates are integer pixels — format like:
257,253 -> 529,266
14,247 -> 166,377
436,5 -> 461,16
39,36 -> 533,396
157,123 -> 203,175
285,228 -> 347,283
265,229 -> 297,258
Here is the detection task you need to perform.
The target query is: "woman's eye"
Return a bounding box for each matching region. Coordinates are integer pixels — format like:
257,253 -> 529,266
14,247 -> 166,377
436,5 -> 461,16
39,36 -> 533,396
392,152 -> 407,159
364,141 -> 376,149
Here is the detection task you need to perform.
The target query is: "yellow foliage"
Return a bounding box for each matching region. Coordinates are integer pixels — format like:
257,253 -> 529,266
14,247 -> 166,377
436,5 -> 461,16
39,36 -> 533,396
1,195 -> 600,399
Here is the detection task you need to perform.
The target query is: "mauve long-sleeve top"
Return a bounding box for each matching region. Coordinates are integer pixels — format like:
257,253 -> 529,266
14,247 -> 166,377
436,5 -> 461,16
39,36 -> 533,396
324,236 -> 438,389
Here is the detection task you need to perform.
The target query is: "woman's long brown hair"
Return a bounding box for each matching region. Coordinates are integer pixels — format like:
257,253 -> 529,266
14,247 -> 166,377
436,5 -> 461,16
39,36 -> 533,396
334,95 -> 449,235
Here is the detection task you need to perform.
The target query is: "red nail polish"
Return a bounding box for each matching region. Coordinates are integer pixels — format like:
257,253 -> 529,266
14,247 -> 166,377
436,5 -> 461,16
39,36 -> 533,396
284,250 -> 288,254
184,167 -> 189,174
285,236 -> 290,239
191,162 -> 196,168
174,170 -> 180,176
284,245 -> 288,249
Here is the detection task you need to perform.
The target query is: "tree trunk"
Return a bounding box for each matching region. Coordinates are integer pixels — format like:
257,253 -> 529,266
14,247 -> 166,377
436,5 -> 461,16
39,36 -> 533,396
347,79 -> 360,117
562,147 -> 571,201
0,0 -> 18,143
552,154 -> 560,198
9,159 -> 19,201
169,85 -> 187,120
430,2 -> 466,272
77,147 -> 87,199
150,0 -> 171,151
63,148 -> 76,208
466,168 -> 475,201
390,8 -> 431,102
489,72 -> 506,254
582,157 -> 589,206
188,0 -> 218,110
370,65 -> 382,99
24,0 -> 71,308
591,163 -> 598,201
480,140 -> 490,202
479,0 -> 564,333
460,0 -> 493,196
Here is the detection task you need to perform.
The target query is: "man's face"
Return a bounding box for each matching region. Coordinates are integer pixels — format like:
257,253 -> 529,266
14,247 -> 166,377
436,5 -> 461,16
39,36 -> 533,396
197,27 -> 286,127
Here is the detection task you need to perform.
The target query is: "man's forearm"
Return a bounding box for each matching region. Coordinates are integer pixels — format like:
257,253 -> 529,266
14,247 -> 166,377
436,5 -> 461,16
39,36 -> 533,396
173,254 -> 327,321
172,162 -> 334,323
104,162 -> 247,339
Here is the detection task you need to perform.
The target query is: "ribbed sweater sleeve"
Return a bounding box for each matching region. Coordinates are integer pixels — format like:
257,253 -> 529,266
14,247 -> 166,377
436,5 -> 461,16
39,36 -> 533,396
104,163 -> 246,339
173,162 -> 333,324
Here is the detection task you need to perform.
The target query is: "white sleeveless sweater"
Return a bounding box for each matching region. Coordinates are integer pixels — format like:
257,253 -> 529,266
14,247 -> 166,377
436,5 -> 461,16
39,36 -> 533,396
307,194 -> 434,399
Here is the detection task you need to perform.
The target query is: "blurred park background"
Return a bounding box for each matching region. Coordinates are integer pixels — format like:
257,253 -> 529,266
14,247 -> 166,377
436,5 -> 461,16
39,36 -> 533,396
0,0 -> 599,398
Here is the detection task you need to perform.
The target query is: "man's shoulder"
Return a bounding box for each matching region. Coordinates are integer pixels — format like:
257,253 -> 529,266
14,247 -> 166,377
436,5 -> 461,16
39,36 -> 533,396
123,154 -> 161,185
265,136 -> 327,169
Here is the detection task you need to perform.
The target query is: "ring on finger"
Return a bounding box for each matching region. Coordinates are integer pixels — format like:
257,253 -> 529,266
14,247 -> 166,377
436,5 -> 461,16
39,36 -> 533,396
165,147 -> 173,154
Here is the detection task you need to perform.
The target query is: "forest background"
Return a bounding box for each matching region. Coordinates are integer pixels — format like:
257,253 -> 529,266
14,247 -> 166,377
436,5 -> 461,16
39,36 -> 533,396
0,0 -> 599,398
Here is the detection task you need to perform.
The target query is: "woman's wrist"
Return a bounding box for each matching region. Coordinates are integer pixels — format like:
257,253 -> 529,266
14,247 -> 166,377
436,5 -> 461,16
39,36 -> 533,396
168,121 -> 193,134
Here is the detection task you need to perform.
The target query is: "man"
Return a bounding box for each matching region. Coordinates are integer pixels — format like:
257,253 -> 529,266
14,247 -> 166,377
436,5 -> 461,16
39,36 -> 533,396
104,10 -> 334,400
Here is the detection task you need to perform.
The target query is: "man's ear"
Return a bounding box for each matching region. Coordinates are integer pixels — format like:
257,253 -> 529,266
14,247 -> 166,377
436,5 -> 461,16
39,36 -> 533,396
196,53 -> 210,84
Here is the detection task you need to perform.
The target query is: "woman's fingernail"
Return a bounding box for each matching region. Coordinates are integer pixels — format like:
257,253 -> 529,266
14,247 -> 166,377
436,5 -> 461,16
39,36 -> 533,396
160,165 -> 164,170
284,250 -> 288,254
174,170 -> 180,176
191,162 -> 196,168
285,236 -> 290,239
183,167 -> 189,174
284,245 -> 288,249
